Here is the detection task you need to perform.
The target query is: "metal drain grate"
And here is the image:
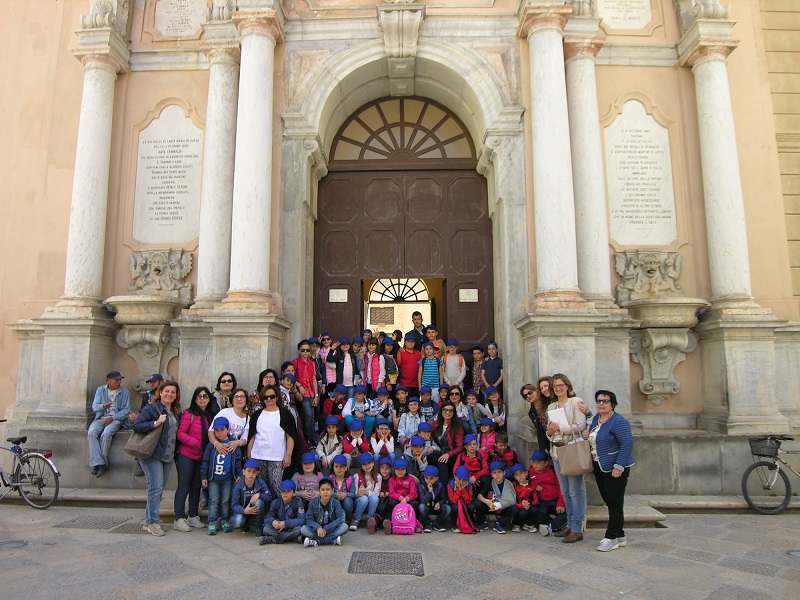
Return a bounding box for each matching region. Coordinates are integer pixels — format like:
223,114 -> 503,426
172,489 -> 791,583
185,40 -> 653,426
109,522 -> 149,535
347,551 -> 424,577
54,515 -> 131,530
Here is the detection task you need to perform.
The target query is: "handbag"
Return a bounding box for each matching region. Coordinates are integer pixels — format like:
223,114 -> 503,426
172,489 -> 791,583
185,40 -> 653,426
558,440 -> 593,476
124,423 -> 162,458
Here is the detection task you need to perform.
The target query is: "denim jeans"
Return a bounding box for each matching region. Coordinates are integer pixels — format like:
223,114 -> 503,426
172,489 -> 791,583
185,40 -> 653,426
553,458 -> 587,533
138,457 -> 171,523
301,397 -> 316,443
300,521 -> 349,545
352,494 -> 379,522
416,502 -> 452,528
207,479 -> 233,524
261,523 -> 302,543
173,453 -> 201,519
87,419 -> 122,468
231,498 -> 265,532
372,452 -> 395,465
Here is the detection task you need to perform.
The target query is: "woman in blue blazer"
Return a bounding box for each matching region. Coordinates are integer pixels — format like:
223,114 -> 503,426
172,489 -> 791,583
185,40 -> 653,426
584,389 -> 634,553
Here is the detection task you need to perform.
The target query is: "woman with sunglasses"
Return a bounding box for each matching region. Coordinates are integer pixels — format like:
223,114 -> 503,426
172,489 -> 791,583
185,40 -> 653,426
213,371 -> 237,414
447,386 -> 475,434
522,383 -> 549,451
247,384 -> 301,499
431,401 -> 465,481
583,390 -> 634,552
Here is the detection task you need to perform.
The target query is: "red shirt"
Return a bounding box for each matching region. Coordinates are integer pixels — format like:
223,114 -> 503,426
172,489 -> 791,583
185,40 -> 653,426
292,357 -> 317,396
396,348 -> 421,388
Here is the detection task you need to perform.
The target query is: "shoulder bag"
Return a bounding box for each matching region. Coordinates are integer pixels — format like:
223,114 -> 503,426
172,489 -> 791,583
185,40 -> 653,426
124,422 -> 162,458
558,439 -> 593,476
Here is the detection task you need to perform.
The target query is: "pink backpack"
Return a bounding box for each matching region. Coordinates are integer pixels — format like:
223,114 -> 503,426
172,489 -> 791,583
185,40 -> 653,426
389,502 -> 423,535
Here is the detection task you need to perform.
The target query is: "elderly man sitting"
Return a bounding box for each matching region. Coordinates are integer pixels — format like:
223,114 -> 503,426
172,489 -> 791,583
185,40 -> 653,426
87,371 -> 132,477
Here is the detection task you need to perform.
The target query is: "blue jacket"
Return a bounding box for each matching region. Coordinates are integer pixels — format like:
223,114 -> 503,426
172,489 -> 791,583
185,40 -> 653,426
590,412 -> 635,473
417,479 -> 447,508
231,477 -> 271,515
266,496 -> 306,529
200,435 -> 242,482
91,384 -> 131,423
133,401 -> 176,461
305,496 -> 346,532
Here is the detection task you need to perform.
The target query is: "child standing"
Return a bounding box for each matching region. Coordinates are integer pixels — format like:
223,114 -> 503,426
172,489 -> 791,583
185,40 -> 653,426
381,339 -> 399,393
260,480 -> 305,545
417,342 -> 444,390
292,452 -> 322,508
350,453 -> 381,531
201,416 -> 242,535
301,477 -> 349,547
480,341 -> 504,396
476,461 -> 518,534
528,449 -> 566,536
316,415 -> 343,475
385,458 -> 419,533
396,334 -> 421,398
442,339 -> 467,389
231,458 -> 270,534
416,465 -> 451,532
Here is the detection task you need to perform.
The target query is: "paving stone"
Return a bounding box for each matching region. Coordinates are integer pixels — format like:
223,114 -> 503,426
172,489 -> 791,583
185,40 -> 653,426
717,556 -> 779,577
671,547 -> 721,563
704,584 -> 773,600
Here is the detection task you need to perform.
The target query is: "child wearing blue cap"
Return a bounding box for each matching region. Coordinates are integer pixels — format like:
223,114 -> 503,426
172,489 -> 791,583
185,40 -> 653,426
292,452 -> 322,508
350,453 -> 380,531
476,460 -> 518,534
316,415 -> 343,475
447,465 -> 478,533
330,454 -> 356,521
370,417 -> 395,464
374,387 -> 395,423
416,464 -> 451,532
343,386 -> 376,437
404,435 -> 429,481
453,433 -> 490,488
342,419 -> 370,469
477,417 -> 497,456
528,449 -> 566,536
301,477 -> 349,547
385,458 -> 419,533
396,397 -> 422,446
201,416 -> 242,535
417,386 -> 440,424
417,341 -> 444,394
260,480 -> 305,545
231,458 -> 271,534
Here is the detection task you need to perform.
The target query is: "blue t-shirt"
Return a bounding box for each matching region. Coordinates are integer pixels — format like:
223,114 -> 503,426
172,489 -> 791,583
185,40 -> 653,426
481,356 -> 503,386
418,356 -> 443,388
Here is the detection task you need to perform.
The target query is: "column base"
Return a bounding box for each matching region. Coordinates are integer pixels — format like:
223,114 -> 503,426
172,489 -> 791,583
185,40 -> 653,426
697,411 -> 790,435
529,289 -> 590,312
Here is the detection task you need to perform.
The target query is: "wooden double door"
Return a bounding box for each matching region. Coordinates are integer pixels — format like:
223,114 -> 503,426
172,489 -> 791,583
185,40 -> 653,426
314,168 -> 494,349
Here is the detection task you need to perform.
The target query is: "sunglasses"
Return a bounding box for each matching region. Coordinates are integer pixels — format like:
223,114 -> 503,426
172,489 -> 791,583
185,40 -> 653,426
220,379 -> 233,384
197,393 -> 209,398
441,408 -> 454,413
596,398 -> 612,405
262,393 -> 278,400
300,348 -> 311,353
321,337 -> 331,341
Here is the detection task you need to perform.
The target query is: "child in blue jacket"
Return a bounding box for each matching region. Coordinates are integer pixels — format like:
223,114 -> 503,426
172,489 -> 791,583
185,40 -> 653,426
231,458 -> 270,535
201,416 -> 242,535
301,477 -> 349,547
416,465 -> 452,532
260,480 -> 306,545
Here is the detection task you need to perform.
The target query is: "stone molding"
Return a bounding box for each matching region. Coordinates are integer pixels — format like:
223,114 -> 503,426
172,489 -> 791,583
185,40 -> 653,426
234,11 -> 285,43
677,19 -> 738,67
210,0 -> 235,22
614,250 -> 682,306
518,2 -> 573,38
564,15 -> 605,61
81,0 -> 131,36
128,248 -> 194,304
377,2 -> 426,96
630,328 -> 696,405
73,26 -> 131,74
673,0 -> 731,36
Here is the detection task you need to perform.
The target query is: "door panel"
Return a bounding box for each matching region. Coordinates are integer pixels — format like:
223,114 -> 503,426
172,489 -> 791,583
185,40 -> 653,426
315,170 -> 493,347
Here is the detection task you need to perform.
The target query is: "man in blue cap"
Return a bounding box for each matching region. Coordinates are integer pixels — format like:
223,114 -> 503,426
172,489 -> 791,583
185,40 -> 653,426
87,370 -> 131,478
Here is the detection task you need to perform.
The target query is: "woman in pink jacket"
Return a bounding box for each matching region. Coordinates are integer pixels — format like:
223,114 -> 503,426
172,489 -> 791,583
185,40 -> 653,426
173,386 -> 214,532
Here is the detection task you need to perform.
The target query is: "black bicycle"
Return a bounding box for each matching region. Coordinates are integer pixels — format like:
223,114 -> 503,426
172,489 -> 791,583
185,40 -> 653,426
741,435 -> 798,515
0,420 -> 60,509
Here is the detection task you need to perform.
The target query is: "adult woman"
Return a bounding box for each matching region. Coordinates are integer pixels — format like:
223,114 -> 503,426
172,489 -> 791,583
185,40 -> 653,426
537,375 -> 555,405
213,371 -> 236,414
522,383 -> 549,451
134,380 -> 182,536
545,373 -> 590,544
209,387 -> 250,455
584,390 -> 634,552
251,368 -> 279,413
247,384 -> 301,499
432,401 -> 465,481
173,386 -> 213,532
448,386 -> 475,434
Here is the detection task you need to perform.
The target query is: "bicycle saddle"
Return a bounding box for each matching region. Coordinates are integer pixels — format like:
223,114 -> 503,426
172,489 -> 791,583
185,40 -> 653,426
6,436 -> 27,445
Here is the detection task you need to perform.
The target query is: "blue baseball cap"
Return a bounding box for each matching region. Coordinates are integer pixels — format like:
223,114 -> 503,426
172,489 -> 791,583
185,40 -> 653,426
301,452 -> 316,464
490,460 -> 506,472
282,373 -> 297,383
280,480 -> 296,492
395,385 -> 407,392
407,396 -> 420,405
349,419 -> 364,431
332,455 -> 348,466
409,436 -> 424,447
465,433 -> 478,444
212,416 -> 229,430
325,415 -> 339,426
359,453 -> 374,465
376,386 -> 389,395
423,465 -> 439,478
438,384 -> 449,391
511,463 -> 526,473
531,449 -> 549,462
422,341 -> 434,349
354,385 -> 367,394
308,337 -> 319,344
383,338 -> 395,346
243,459 -> 259,470
379,456 -> 393,466
420,386 -> 432,395
447,338 -> 459,346
339,337 -> 350,345
393,458 -> 408,469
352,336 -> 363,344
454,466 -> 470,480
376,418 -> 390,427
418,422 -> 432,432
334,384 -> 347,395
486,386 -> 498,395
404,333 -> 416,341
480,417 -> 494,427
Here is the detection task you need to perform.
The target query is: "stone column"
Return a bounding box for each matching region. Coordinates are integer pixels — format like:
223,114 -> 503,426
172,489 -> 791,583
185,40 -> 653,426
194,19 -> 240,307
519,3 -> 584,307
564,17 -> 614,306
61,35 -> 129,306
224,13 -> 282,305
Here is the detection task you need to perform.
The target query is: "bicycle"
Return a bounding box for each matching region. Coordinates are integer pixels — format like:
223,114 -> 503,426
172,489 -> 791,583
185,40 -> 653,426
0,419 -> 60,509
741,435 -> 799,515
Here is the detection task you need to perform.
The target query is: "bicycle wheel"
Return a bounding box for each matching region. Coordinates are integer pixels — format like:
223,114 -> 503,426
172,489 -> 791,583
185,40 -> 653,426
14,453 -> 59,509
741,460 -> 791,515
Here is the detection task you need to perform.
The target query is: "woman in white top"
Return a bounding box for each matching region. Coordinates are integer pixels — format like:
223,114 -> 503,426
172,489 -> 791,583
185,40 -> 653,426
246,384 -> 300,499
545,372 -> 591,544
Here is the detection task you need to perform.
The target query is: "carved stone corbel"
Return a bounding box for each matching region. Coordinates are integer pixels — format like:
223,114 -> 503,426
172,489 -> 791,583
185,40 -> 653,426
630,328 -> 697,406
377,1 -> 425,96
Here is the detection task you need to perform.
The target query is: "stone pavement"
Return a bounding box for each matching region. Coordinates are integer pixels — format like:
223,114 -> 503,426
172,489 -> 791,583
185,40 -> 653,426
0,503 -> 798,600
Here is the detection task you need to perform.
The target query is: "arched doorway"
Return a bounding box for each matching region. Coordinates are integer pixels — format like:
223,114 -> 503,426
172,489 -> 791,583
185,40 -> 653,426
314,97 -> 494,348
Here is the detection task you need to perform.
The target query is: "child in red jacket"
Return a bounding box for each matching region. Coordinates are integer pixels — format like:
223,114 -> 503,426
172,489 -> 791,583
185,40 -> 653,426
528,449 -> 567,536
510,463 -> 538,532
487,432 -> 520,469
447,465 -> 478,533
453,433 -> 490,488
342,419 -> 370,468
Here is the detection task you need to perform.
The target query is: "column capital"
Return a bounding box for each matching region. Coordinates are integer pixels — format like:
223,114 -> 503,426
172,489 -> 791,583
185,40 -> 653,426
234,11 -> 284,43
73,27 -> 130,74
206,46 -> 241,67
564,16 -> 605,61
677,19 -> 738,67
518,3 -> 572,38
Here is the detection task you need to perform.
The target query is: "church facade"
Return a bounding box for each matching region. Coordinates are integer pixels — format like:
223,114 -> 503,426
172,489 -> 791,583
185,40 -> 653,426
1,0 -> 798,492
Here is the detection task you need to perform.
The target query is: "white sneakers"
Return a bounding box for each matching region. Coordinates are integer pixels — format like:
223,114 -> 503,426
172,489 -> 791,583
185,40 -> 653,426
186,516 -> 204,528
303,537 -> 318,547
539,524 -> 551,537
596,537 -> 620,552
173,518 -> 192,532
146,522 -> 166,537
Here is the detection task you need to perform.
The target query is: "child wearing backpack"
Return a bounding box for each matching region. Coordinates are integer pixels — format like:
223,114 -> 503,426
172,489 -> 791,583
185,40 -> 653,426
384,458 -> 419,534
447,465 -> 478,533
442,339 -> 467,388
292,452 -> 322,508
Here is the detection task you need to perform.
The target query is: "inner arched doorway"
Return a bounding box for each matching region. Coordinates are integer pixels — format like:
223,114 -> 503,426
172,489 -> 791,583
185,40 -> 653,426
314,97 -> 494,349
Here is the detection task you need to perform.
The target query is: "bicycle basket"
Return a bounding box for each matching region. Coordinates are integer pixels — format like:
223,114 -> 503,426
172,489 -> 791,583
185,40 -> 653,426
749,437 -> 779,458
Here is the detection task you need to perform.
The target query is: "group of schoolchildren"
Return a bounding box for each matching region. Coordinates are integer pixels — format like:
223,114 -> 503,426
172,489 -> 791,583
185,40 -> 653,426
198,405 -> 566,547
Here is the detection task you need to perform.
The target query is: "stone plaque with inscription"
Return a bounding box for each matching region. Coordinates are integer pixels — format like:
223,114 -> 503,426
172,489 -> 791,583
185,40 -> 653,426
598,0 -> 652,30
154,0 -> 208,38
133,105 -> 203,244
605,100 -> 677,246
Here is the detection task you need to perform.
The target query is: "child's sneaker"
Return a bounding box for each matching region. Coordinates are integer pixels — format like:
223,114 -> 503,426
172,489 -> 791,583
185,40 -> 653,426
367,517 -> 377,534
522,524 -> 535,532
207,524 -> 217,536
221,521 -> 232,533
477,521 -> 489,531
511,524 -> 521,533
452,527 -> 461,533
423,525 -> 432,533
539,524 -> 551,537
596,537 -> 619,552
303,537 -> 318,547
334,536 -> 342,546
349,520 -> 358,531
187,516 -> 204,528
259,536 -> 275,545
433,522 -> 448,532
383,519 -> 392,535
494,522 -> 506,534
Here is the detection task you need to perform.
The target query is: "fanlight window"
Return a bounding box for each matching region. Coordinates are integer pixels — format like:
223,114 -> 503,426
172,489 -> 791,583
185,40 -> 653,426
369,278 -> 429,302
